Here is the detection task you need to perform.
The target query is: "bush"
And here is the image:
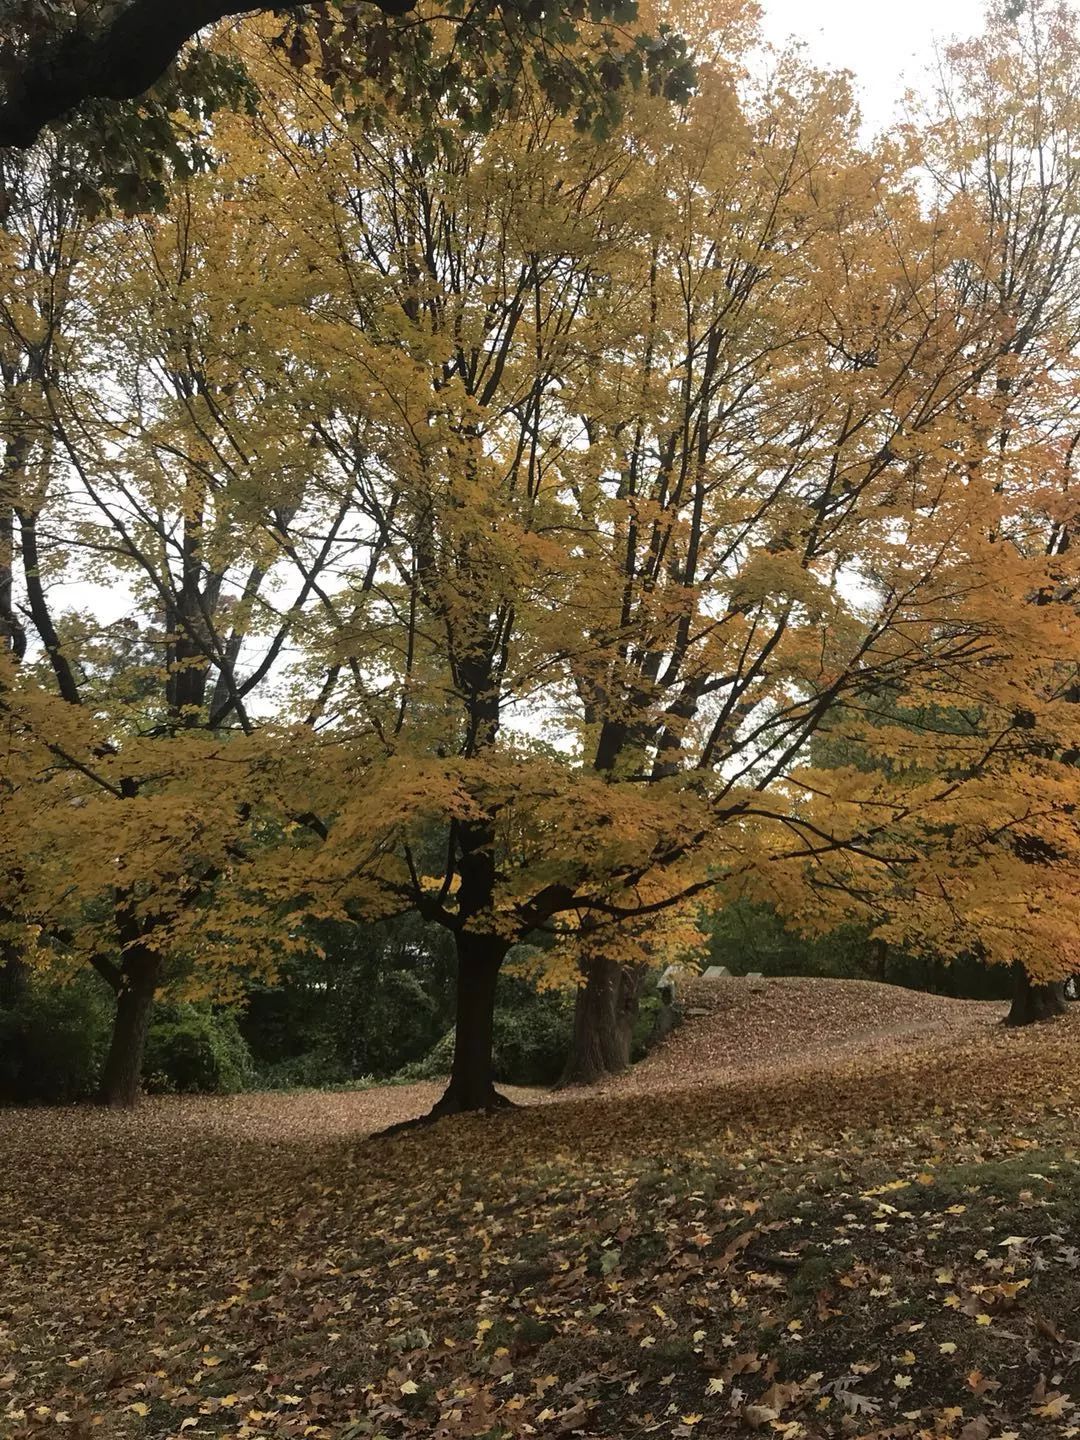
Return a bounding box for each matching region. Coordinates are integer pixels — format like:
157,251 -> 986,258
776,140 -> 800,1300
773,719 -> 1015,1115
700,900 -> 1015,1000
241,918 -> 453,1083
402,996 -> 573,1088
0,976 -> 111,1104
632,992 -> 663,1061
143,1006 -> 254,1095
254,1047 -> 353,1091
400,1028 -> 455,1083
335,969 -> 440,1077
491,1002 -> 571,1085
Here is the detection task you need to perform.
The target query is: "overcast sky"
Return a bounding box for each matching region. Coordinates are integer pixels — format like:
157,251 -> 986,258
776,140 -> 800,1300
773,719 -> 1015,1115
758,0 -> 988,134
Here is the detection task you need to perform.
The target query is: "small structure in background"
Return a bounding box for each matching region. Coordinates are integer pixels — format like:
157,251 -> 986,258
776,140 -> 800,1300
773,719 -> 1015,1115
701,965 -> 731,980
657,963 -> 687,1005
652,964 -> 688,1044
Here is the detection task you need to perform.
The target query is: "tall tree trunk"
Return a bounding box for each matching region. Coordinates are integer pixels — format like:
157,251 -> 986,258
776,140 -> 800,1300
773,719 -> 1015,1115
0,950 -> 27,1008
561,954 -> 643,1086
1,489 -> 26,660
424,637 -> 510,1120
1006,965 -> 1067,1026
870,936 -> 888,984
98,952 -> 160,1107
166,473 -> 213,727
432,933 -> 510,1115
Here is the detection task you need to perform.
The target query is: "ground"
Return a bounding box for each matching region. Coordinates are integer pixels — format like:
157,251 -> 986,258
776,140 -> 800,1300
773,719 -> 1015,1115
3,978 -> 1080,1440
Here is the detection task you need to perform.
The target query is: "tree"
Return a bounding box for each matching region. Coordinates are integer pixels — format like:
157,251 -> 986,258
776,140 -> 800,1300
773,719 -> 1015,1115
200,21 -> 1077,1110
8,5 -> 1080,1116
946,0 -> 1080,1025
0,127 -> 368,1102
837,0 -> 1080,1020
0,0 -> 693,211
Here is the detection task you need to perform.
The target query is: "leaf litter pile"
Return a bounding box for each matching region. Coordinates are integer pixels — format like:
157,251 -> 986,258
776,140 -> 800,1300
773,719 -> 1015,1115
3,980 -> 1080,1440
591,978 -> 1003,1098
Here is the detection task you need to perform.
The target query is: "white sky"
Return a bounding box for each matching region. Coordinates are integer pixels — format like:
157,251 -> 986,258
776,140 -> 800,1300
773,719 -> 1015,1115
758,0 -> 989,134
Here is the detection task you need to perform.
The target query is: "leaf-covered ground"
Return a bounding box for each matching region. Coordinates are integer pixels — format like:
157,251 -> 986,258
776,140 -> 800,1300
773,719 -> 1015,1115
3,981 -> 1080,1440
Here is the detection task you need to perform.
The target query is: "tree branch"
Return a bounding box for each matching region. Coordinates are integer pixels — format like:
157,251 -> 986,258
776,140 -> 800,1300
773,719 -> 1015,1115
0,0 -> 414,150
88,950 -> 124,993
2,1 -> 257,148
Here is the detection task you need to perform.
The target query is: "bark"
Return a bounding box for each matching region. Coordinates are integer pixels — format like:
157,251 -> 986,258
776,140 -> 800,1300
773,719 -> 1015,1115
0,952 -> 28,1008
165,481 -> 214,724
870,936 -> 889,984
98,952 -> 160,1107
423,634 -> 512,1117
2,436 -> 27,661
1006,966 -> 1068,1027
560,953 -> 643,1086
18,508 -> 81,703
430,933 -> 511,1115
0,0 -> 417,149
0,503 -> 26,660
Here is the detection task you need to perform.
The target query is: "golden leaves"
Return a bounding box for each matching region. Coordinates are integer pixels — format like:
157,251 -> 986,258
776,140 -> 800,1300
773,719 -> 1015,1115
4,0 -> 1080,1013
6,994 -> 1080,1438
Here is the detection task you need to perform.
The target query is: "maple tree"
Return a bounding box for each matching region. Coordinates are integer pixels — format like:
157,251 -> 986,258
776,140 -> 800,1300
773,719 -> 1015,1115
214,10 -> 1080,1101
0,122 -> 379,1102
944,0 -> 1080,1023
3,0 -> 1080,1115
823,0 -> 1080,1022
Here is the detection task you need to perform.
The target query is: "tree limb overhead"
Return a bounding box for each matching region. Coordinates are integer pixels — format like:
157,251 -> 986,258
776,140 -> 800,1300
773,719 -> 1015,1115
0,0 -> 406,149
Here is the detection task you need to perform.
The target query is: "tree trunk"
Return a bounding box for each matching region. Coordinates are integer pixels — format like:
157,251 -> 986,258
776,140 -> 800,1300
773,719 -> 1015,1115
0,903 -> 27,1008
870,936 -> 888,984
98,955 -> 159,1107
0,951 -> 27,1008
0,956 -> 27,1013
560,953 -> 642,1086
1006,966 -> 1067,1026
431,934 -> 510,1115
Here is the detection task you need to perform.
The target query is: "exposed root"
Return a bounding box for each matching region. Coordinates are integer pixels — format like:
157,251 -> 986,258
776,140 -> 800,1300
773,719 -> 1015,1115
375,1084 -> 517,1137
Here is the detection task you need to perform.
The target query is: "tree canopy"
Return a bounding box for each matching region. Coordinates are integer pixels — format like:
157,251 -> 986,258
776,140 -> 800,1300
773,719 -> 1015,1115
0,0 -> 694,212
2,0 -> 1079,1110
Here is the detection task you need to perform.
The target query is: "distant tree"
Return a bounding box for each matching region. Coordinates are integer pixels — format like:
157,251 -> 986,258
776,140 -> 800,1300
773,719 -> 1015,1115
242,914 -> 454,1081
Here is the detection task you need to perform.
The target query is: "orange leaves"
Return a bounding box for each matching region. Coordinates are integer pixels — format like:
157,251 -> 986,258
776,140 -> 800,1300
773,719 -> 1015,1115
3,0 -> 1080,1021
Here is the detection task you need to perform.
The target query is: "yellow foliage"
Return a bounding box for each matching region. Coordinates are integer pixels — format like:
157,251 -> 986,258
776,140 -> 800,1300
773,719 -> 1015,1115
1,0 -> 1079,1005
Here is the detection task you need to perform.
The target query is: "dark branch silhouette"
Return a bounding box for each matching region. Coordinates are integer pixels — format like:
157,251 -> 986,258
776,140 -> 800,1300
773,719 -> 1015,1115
0,0 -> 417,149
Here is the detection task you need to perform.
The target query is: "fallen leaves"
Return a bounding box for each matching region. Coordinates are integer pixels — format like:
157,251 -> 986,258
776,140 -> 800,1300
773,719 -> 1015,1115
2,993 -> 1080,1438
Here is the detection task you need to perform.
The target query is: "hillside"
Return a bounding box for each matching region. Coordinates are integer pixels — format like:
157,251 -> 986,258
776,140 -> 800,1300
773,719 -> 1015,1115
612,975 -> 1005,1095
3,985 -> 1080,1440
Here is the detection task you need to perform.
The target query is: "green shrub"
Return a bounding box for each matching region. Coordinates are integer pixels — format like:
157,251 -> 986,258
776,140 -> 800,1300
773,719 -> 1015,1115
632,993 -> 664,1061
700,899 -> 1015,999
400,1027 -> 455,1082
241,918 -> 452,1082
143,1006 -> 254,1095
491,1002 -> 571,1085
0,976 -> 111,1104
402,996 -> 573,1088
335,969 -> 440,1077
254,1047 -> 353,1091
